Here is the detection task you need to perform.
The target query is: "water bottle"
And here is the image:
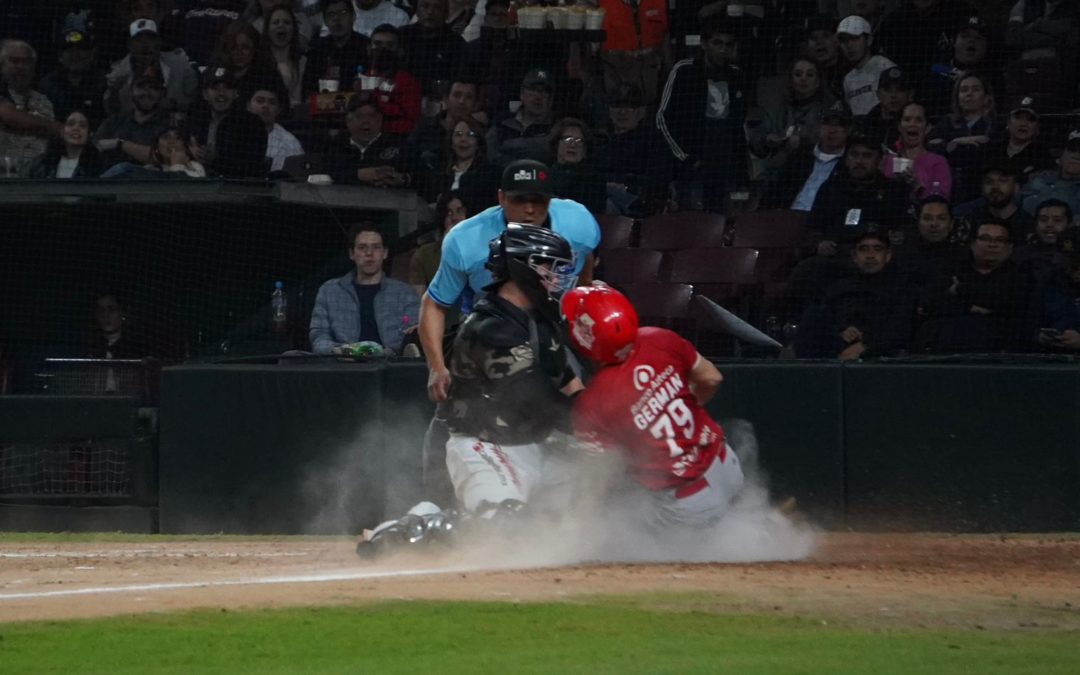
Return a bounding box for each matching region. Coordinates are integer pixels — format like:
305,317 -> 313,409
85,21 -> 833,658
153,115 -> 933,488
271,281 -> 287,334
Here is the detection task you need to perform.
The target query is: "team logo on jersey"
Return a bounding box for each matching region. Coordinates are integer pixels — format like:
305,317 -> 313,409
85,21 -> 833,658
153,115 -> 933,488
632,364 -> 656,391
571,313 -> 596,350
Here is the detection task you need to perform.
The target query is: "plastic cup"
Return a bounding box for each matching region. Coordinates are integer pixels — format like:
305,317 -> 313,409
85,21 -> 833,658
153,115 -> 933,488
585,9 -> 605,30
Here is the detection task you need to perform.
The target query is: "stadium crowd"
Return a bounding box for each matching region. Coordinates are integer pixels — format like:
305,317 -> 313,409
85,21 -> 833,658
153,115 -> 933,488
3,0 -> 1080,358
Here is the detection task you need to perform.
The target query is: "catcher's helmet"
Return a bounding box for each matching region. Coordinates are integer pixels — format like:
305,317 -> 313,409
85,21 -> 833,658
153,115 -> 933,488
485,223 -> 577,319
562,285 -> 639,364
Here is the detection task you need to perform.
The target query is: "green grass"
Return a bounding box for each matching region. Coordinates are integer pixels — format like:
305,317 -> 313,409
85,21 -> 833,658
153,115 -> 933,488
1,600 -> 1075,675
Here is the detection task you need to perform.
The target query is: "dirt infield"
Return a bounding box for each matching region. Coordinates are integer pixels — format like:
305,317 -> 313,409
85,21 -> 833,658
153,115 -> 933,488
1,533 -> 1078,629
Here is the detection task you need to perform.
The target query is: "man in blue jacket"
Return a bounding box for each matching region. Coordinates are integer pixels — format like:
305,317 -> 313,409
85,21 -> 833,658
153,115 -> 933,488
310,223 -> 420,355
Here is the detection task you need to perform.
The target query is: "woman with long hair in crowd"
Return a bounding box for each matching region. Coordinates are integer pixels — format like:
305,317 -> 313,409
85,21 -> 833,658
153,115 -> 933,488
547,117 -> 605,213
410,191 -> 469,297
425,118 -> 499,212
212,21 -> 278,99
749,58 -> 841,185
244,0 -> 315,52
882,102 -> 952,203
25,110 -> 104,178
259,3 -> 307,109
927,72 -> 998,203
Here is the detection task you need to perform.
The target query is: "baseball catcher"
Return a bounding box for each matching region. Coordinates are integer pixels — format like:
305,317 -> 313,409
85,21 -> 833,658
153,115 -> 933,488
359,224 -> 583,556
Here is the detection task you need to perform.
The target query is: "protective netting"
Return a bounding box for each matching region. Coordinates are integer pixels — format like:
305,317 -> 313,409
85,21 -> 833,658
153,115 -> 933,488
0,0 -> 1078,373
0,440 -> 131,497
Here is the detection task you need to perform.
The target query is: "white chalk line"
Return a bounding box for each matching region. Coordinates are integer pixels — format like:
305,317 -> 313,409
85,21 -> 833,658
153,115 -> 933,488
0,566 -> 479,601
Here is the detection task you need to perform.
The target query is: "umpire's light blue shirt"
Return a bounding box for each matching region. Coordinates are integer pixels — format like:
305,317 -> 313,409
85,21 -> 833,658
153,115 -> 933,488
426,199 -> 601,309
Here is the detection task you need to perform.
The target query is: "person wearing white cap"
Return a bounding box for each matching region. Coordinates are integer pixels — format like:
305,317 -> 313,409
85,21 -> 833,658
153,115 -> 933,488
105,19 -> 198,114
836,15 -> 895,117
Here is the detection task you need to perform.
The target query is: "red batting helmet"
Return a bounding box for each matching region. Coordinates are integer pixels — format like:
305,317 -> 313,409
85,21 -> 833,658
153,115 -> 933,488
562,285 -> 639,364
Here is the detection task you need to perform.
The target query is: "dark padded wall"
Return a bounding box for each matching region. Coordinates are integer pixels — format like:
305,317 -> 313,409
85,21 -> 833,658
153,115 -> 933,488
843,364 -> 1080,531
159,363 -> 389,534
706,362 -> 846,527
157,361 -> 1080,534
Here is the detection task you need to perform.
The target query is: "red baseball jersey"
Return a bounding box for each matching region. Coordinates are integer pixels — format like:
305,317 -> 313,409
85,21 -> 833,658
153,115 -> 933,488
572,327 -> 725,490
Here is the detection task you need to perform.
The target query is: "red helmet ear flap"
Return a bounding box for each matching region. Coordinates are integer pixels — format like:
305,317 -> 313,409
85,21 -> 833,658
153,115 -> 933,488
564,285 -> 639,364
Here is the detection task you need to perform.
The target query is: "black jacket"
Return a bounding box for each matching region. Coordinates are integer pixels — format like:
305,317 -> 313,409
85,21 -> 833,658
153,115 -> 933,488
303,32 -> 370,98
656,57 -> 748,182
893,239 -> 968,288
596,124 -> 672,206
918,257 -> 1035,352
399,25 -> 465,91
326,134 -> 410,185
549,161 -> 607,215
25,141 -> 104,178
798,266 -> 918,358
807,172 -> 909,245
421,160 -> 499,214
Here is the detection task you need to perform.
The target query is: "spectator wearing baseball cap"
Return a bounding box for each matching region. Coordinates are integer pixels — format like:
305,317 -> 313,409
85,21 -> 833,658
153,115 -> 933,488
876,0 -> 972,76
39,30 -> 108,126
786,128 -> 908,310
357,24 -> 422,135
1022,130 -> 1080,222
596,82 -> 671,217
835,15 -> 896,116
796,14 -> 844,103
795,223 -> 919,360
189,65 -> 240,156
399,0 -> 466,93
986,96 -> 1053,184
92,65 -> 172,169
764,108 -> 849,211
302,0 -> 370,100
326,92 -> 412,187
855,66 -> 912,149
922,15 -> 1003,118
954,159 -> 1035,245
105,19 -> 198,114
486,68 -> 555,168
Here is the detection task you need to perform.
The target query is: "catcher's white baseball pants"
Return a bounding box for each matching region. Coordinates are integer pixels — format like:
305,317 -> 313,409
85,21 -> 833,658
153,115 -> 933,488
445,433 -> 578,515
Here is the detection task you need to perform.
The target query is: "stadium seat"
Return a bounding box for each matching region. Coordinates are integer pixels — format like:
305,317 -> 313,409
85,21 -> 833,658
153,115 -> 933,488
730,209 -> 806,248
595,214 -> 637,250
666,247 -> 759,285
638,211 -> 726,250
731,210 -> 807,282
620,282 -> 694,318
597,248 -> 664,285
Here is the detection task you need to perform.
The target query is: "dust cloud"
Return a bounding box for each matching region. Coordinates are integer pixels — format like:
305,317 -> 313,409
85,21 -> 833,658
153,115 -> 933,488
358,418 -> 820,571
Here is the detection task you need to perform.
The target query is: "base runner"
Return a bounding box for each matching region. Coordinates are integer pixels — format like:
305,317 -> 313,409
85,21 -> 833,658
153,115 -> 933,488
563,285 -> 745,532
